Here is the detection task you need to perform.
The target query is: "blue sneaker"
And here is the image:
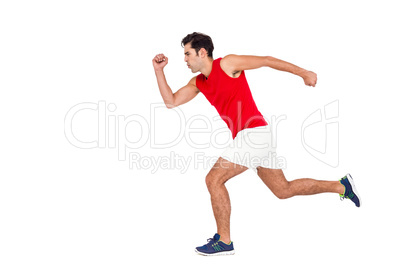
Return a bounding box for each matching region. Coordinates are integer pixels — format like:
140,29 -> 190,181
340,173 -> 361,207
195,233 -> 235,256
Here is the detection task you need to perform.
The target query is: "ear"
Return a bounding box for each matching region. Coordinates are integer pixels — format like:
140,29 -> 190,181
198,48 -> 208,58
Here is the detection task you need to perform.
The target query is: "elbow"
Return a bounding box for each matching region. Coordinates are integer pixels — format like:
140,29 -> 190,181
165,100 -> 177,109
164,94 -> 177,109
265,56 -> 274,64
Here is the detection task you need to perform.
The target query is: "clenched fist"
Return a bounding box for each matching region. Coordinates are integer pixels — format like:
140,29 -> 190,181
300,70 -> 317,87
152,54 -> 168,71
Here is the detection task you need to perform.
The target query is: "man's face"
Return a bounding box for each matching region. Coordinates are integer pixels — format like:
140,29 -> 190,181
184,43 -> 201,73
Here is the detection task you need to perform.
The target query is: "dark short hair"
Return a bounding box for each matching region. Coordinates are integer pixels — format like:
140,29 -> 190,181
181,32 -> 214,58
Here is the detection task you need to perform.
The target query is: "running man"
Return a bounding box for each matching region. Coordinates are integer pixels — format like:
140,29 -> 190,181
152,32 -> 361,256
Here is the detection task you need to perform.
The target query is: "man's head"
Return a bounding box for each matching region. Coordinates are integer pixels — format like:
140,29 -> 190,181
181,32 -> 214,58
182,32 -> 214,73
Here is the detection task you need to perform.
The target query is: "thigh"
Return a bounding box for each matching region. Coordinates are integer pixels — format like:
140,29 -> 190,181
207,157 -> 248,185
256,167 -> 289,192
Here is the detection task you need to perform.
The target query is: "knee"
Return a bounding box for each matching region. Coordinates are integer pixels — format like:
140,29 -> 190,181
205,173 -> 223,192
205,174 -> 216,192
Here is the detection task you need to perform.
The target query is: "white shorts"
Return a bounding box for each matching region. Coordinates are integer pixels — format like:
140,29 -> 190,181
221,125 -> 281,173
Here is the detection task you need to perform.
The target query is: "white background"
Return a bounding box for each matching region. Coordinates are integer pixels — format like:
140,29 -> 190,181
1,0 -> 401,267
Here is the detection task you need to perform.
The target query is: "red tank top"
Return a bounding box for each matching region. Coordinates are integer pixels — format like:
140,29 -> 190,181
196,58 -> 268,139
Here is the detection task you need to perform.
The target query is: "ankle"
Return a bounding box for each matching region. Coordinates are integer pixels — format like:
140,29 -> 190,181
218,236 -> 231,244
338,180 -> 346,195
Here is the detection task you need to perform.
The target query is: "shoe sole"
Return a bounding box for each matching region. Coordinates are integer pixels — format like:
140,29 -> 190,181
346,173 -> 362,207
195,249 -> 235,256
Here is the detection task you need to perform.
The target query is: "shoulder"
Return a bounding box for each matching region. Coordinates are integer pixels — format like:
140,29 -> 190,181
195,73 -> 205,82
220,54 -> 238,69
220,54 -> 268,73
220,54 -> 242,78
220,54 -> 237,66
189,76 -> 199,85
193,75 -> 203,91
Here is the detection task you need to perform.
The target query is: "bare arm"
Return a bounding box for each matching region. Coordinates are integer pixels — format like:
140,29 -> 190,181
153,54 -> 199,109
220,54 -> 317,87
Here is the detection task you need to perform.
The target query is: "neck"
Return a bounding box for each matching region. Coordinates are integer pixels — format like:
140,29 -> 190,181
200,57 -> 214,78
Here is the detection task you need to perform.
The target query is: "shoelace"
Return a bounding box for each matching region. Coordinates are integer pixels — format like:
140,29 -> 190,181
206,237 -> 216,244
340,189 -> 354,201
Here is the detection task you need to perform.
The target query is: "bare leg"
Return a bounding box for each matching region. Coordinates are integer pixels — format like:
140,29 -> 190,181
257,167 -> 344,199
205,157 -> 248,244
